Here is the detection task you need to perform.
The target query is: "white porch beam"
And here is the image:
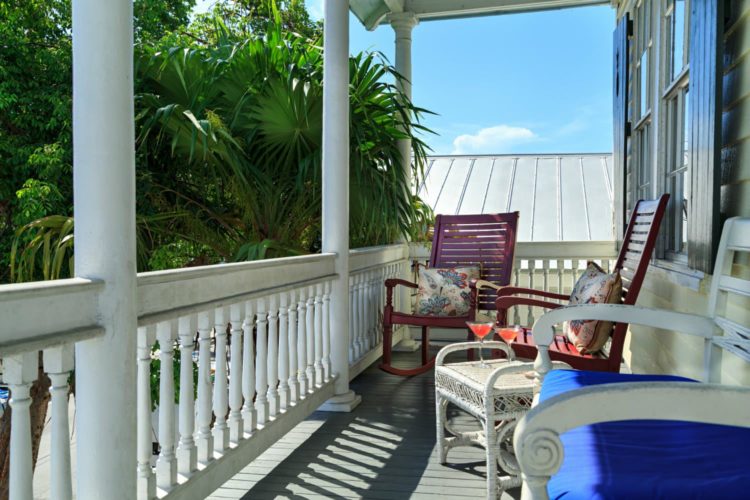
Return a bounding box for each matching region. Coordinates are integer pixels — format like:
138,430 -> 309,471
351,0 -> 608,30
319,0 -> 361,412
403,0 -> 607,20
72,0 -> 137,497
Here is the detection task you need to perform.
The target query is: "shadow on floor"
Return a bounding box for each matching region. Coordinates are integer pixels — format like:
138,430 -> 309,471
211,349 -> 520,499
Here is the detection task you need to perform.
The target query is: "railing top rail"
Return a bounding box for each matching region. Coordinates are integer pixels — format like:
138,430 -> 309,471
138,253 -> 337,322
137,272 -> 337,327
408,240 -> 618,261
0,278 -> 104,355
137,252 -> 336,285
349,244 -> 408,273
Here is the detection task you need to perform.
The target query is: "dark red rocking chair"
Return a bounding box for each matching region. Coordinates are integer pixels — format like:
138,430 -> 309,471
495,194 -> 669,372
381,212 -> 519,376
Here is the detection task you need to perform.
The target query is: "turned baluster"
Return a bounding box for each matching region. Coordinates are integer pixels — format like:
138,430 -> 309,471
255,298 -> 269,425
136,327 -> 156,498
266,294 -> 280,416
278,293 -> 291,411
305,286 -> 316,388
43,345 -> 74,500
322,281 -> 332,381
556,259 -> 564,298
241,301 -> 257,434
213,307 -> 229,452
229,303 -> 244,444
196,311 -> 214,464
297,289 -> 309,395
527,260 -> 536,325
513,261 -> 521,325
6,351 -> 38,500
176,315 -> 197,476
287,290 -> 300,402
314,283 -> 324,384
156,320 -> 177,489
348,276 -> 356,363
362,272 -> 372,352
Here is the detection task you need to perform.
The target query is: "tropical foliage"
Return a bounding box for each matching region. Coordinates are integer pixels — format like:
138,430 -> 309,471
3,0 -> 434,285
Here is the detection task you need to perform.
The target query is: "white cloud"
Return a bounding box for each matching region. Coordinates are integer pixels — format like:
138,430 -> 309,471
451,125 -> 537,154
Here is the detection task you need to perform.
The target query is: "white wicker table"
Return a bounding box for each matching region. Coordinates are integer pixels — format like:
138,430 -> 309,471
435,342 -> 569,498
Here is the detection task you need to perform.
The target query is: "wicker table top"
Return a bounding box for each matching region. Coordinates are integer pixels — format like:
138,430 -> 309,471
435,359 -> 535,396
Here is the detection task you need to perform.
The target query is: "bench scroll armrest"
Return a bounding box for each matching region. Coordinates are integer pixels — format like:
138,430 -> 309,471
513,381 -> 750,500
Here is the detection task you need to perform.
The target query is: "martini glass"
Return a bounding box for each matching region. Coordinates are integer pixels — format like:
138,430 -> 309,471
496,325 -> 521,345
466,321 -> 494,368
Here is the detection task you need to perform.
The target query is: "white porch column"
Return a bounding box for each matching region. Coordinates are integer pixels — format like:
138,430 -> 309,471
72,0 -> 137,497
319,0 -> 361,412
390,12 -> 421,353
390,11 -> 418,183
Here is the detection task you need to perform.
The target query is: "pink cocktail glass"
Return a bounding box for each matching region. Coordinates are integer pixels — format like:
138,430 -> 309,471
466,321 -> 494,368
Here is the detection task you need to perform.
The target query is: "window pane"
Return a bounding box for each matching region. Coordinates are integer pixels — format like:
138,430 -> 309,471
640,51 -> 649,116
672,0 -> 686,79
681,88 -> 689,252
665,89 -> 689,256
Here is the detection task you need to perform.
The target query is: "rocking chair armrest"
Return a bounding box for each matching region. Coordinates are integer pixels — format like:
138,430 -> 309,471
470,279 -> 503,292
436,341 -> 514,366
530,304 -> 717,348
384,278 -> 419,290
496,286 -> 569,301
495,296 -> 564,313
514,382 -> 750,497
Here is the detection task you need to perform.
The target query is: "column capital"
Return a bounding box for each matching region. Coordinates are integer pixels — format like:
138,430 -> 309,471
388,12 -> 418,37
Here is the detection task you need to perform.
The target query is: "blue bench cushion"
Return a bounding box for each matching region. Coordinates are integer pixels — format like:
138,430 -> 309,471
539,370 -> 750,500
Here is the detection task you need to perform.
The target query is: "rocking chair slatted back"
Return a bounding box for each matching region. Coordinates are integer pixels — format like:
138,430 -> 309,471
607,194 -> 669,366
430,212 -> 519,312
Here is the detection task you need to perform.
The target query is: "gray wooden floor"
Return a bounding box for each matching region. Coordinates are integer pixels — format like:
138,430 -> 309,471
210,348 -> 520,499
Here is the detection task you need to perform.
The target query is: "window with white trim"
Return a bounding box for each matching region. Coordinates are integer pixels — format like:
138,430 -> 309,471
662,0 -> 689,261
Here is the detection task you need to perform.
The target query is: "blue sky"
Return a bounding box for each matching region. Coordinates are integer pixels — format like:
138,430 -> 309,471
196,1 -> 615,155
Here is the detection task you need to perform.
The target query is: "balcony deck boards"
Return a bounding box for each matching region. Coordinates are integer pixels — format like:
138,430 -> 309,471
211,348 -> 521,499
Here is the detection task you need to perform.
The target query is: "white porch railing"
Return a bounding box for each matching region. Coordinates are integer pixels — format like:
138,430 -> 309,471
0,245 -> 410,499
348,244 -> 410,379
134,253 -> 338,499
408,241 -> 618,326
0,240 -> 614,499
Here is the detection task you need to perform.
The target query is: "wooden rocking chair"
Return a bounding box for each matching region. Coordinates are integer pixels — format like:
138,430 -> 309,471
495,194 -> 669,372
381,212 -> 519,376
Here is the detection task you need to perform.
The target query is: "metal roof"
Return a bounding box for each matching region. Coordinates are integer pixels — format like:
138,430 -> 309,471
350,0 -> 609,31
417,153 -> 614,241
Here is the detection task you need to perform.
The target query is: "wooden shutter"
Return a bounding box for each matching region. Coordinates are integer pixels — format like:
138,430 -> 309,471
612,13 -> 632,246
687,0 -> 723,272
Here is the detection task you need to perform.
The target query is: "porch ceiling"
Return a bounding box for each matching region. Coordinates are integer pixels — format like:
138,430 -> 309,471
350,0 -> 610,31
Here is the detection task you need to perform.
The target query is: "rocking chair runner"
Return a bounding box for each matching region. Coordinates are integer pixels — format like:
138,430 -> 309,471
496,194 -> 669,372
381,212 -> 519,376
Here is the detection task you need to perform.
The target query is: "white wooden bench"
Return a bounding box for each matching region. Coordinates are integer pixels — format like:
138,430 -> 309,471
513,217 -> 750,500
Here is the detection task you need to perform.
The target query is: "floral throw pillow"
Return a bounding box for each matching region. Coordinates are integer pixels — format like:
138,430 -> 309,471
415,266 -> 481,317
564,262 -> 622,354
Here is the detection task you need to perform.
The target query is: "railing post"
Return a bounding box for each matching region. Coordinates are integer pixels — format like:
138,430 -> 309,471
72,0 -> 137,496
320,0 -> 360,411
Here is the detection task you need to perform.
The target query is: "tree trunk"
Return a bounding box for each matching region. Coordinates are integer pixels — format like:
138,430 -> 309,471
0,353 -> 52,500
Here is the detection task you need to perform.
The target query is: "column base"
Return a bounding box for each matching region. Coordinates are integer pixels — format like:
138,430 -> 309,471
318,390 -> 362,412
